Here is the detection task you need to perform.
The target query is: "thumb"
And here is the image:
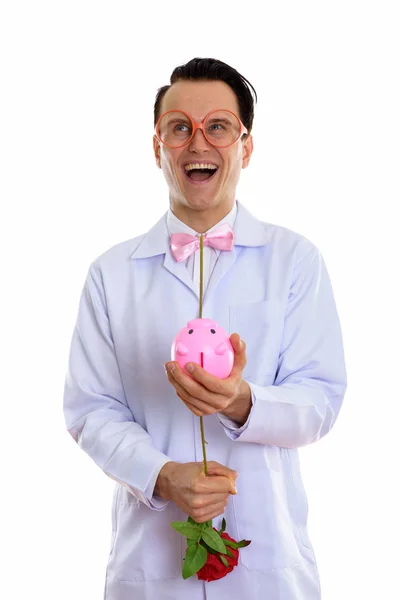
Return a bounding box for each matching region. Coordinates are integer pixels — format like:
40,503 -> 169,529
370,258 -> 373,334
229,333 -> 241,352
229,334 -> 246,377
206,461 -> 237,477
229,333 -> 243,353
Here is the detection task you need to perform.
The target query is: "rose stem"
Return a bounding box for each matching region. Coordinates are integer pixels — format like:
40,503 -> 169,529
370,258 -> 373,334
199,235 -> 208,476
199,235 -> 204,318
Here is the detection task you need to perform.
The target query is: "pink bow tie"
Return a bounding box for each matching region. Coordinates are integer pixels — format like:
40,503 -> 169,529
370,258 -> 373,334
170,223 -> 234,262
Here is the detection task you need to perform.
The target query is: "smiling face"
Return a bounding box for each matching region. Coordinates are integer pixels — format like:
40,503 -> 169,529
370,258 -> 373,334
153,80 -> 253,229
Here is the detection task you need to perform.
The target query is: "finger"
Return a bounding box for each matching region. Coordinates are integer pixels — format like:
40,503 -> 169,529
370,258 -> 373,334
182,391 -> 229,414
167,361 -> 217,401
191,493 -> 230,509
177,393 -> 209,417
229,333 -> 247,378
206,461 -> 238,481
165,369 -> 180,392
170,376 -> 191,399
184,363 -> 228,395
165,370 -> 195,409
191,500 -> 229,523
173,377 -> 218,415
167,371 -> 208,413
172,375 -> 227,414
196,473 -> 237,495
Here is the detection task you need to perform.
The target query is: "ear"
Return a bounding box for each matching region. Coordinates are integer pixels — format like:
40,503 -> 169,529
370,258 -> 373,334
176,342 -> 189,356
241,134 -> 254,169
153,135 -> 161,169
215,341 -> 229,356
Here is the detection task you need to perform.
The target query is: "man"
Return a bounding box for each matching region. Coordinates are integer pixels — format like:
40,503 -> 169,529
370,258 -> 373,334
64,57 -> 347,600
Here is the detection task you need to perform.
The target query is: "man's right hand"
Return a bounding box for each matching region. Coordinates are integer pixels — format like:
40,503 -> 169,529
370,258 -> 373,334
155,461 -> 238,523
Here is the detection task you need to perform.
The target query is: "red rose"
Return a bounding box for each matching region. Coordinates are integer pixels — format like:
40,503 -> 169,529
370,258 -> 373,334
196,530 -> 239,582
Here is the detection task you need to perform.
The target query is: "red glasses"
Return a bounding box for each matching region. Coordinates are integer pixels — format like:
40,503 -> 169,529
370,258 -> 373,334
155,109 -> 248,149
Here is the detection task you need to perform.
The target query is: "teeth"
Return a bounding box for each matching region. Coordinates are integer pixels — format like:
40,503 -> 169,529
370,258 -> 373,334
184,163 -> 218,171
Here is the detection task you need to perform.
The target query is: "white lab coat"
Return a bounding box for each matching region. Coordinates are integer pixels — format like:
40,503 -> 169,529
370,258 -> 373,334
64,201 -> 346,600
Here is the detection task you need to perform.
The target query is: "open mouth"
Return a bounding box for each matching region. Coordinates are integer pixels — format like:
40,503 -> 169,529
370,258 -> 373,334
184,163 -> 218,183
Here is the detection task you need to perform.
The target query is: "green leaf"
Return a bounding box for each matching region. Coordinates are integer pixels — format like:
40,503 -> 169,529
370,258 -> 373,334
182,543 -> 208,579
171,522 -> 202,540
222,537 -> 251,549
201,527 -> 227,554
219,554 -> 229,567
237,539 -> 251,548
223,538 -> 240,550
188,516 -> 202,527
221,518 -> 226,532
198,521 -> 213,532
200,540 -> 219,556
201,539 -> 233,560
187,537 -> 197,547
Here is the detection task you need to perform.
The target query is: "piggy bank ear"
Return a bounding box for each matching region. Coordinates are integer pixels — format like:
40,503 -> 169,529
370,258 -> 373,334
215,341 -> 229,356
176,341 -> 189,356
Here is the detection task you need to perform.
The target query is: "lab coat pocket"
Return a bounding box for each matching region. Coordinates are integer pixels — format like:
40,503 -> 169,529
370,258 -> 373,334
111,500 -> 184,582
229,300 -> 283,384
232,467 -> 304,571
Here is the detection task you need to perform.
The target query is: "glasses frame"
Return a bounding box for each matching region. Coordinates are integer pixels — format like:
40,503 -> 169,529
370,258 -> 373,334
154,109 -> 249,149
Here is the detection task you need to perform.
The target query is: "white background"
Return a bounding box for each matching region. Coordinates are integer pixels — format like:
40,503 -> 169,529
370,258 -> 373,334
1,1 -> 399,599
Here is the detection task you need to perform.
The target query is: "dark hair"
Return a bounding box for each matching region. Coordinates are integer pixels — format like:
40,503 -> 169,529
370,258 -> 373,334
154,57 -> 257,133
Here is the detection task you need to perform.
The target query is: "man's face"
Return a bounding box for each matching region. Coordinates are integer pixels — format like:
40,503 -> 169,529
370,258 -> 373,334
153,80 -> 253,217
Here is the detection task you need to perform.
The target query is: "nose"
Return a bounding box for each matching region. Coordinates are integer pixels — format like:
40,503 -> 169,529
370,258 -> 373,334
188,127 -> 211,153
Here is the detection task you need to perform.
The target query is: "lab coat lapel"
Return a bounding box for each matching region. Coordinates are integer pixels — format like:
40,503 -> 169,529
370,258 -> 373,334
204,246 -> 237,300
130,212 -> 199,297
163,250 -> 199,297
204,202 -> 269,300
130,202 -> 269,299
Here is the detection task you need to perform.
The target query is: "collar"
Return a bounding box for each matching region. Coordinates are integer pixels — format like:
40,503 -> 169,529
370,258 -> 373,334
130,200 -> 270,260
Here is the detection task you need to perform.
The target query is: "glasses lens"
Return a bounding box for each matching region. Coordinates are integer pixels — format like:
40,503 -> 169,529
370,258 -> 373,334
204,110 -> 241,147
157,111 -> 192,147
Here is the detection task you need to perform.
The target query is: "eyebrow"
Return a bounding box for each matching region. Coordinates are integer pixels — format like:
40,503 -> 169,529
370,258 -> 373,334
165,117 -> 191,124
207,118 -> 233,125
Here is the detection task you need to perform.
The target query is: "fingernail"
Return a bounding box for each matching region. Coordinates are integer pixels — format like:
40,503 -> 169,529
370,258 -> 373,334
186,363 -> 194,373
167,362 -> 175,372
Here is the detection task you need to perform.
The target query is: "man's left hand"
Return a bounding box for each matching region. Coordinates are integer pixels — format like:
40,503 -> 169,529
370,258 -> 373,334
165,333 -> 252,424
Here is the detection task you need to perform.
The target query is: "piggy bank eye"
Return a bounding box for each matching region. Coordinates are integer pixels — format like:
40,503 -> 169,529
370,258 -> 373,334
210,329 -> 216,334
188,329 -> 194,334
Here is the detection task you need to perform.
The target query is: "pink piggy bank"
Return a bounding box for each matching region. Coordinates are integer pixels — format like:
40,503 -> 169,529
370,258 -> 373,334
171,318 -> 234,379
